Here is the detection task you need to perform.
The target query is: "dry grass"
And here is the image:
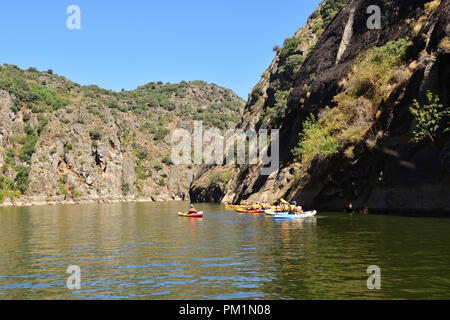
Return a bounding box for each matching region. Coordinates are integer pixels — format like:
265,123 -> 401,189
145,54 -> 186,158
413,0 -> 441,37
424,0 -> 441,15
344,146 -> 355,159
292,39 -> 408,166
439,37 -> 450,51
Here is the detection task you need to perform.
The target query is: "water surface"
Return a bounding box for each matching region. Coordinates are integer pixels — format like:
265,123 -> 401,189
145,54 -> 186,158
1,202 -> 449,299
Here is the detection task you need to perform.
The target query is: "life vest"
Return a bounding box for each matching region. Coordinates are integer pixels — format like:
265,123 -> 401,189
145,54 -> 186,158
289,205 -> 297,212
188,208 -> 197,214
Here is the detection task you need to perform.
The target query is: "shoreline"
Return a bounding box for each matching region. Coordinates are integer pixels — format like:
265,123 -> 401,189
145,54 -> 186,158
1,198 -> 447,218
0,197 -> 188,208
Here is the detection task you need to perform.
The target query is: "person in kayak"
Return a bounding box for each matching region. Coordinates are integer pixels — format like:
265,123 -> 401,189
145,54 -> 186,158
188,204 -> 198,215
288,201 -> 304,214
262,200 -> 271,210
252,202 -> 261,210
289,201 -> 298,215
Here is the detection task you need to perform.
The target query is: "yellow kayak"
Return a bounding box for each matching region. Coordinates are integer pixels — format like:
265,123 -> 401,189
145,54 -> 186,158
236,208 -> 274,213
225,204 -> 248,210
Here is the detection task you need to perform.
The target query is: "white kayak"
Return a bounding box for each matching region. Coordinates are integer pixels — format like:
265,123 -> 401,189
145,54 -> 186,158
268,210 -> 317,219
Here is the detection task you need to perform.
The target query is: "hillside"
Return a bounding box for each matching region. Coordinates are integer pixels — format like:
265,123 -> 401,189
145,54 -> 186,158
189,0 -> 450,216
0,66 -> 244,205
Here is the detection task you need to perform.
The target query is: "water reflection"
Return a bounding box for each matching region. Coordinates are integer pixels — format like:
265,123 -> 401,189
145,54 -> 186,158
1,202 -> 450,299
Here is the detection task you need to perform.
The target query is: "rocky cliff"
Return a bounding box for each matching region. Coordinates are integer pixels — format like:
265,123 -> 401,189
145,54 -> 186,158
189,0 -> 450,216
0,67 -> 244,206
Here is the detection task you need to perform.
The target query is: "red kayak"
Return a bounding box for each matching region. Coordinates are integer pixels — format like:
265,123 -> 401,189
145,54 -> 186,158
178,211 -> 204,218
245,210 -> 265,213
236,208 -> 265,213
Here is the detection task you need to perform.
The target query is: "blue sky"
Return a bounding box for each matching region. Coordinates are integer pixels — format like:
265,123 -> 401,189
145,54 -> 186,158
0,0 -> 321,99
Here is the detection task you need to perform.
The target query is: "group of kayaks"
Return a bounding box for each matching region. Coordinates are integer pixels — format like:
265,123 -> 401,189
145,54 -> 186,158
226,204 -> 317,219
177,200 -> 317,220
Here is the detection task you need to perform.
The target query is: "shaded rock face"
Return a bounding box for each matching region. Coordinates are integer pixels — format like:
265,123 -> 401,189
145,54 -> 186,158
189,0 -> 450,216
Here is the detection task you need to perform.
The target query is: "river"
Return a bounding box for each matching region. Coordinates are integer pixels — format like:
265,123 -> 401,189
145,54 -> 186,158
0,201 -> 449,299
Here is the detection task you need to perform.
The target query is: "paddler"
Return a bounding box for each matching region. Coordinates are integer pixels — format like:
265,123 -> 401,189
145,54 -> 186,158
252,202 -> 261,210
288,201 -> 304,214
288,201 -> 298,214
188,204 -> 198,215
262,200 -> 271,210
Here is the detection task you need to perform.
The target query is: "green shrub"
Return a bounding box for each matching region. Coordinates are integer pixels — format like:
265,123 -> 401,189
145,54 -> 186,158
335,38 -> 408,106
14,165 -> 30,194
0,189 -> 20,204
161,156 -> 173,166
153,128 -> 169,141
136,151 -> 148,160
250,87 -> 264,104
210,171 -> 233,187
37,114 -> 49,134
24,123 -> 35,136
280,54 -> 305,79
71,188 -> 83,198
264,90 -> 289,123
320,0 -> 348,27
64,143 -> 73,152
409,91 -> 449,143
292,114 -> 341,164
58,180 -> 68,196
19,134 -> 38,164
280,37 -> 304,59
28,82 -> 69,110
60,117 -> 70,124
10,99 -> 21,113
22,113 -> 31,122
5,148 -> 16,165
89,129 -> 102,141
76,116 -> 85,124
122,183 -> 130,195
137,173 -> 148,180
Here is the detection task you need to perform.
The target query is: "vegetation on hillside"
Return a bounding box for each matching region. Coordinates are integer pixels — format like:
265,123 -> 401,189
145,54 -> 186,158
262,0 -> 349,125
0,64 -> 244,203
409,91 -> 449,143
293,38 -> 409,165
310,0 -> 348,36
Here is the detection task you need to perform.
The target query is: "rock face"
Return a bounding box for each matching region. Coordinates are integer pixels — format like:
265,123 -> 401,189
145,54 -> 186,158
0,69 -> 244,206
189,0 -> 450,216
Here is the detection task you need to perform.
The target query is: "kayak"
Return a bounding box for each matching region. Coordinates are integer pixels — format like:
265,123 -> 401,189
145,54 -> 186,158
236,208 -> 267,214
246,210 -> 266,214
178,211 -> 204,218
225,204 -> 247,210
269,210 -> 317,219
